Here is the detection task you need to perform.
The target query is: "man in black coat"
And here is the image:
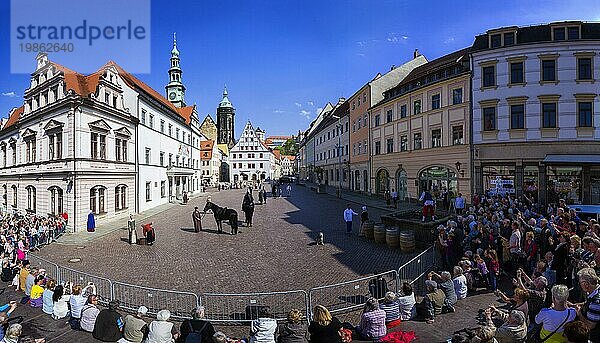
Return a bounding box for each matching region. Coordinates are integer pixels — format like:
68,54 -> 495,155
93,300 -> 123,342
177,307 -> 216,343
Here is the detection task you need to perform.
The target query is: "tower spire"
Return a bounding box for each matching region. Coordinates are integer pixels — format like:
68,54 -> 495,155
166,33 -> 185,107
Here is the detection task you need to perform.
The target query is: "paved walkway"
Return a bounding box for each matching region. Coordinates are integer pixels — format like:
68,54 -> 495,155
301,182 -> 420,213
56,190 -> 213,245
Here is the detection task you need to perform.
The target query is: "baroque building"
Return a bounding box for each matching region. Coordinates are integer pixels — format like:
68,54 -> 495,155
0,35 -> 205,232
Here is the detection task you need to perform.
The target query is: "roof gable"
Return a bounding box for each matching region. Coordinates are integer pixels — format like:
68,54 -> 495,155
114,127 -> 132,137
21,128 -> 37,139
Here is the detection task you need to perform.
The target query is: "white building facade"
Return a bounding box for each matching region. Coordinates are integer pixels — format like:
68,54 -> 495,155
313,99 -> 350,189
0,35 -> 206,231
229,121 -> 275,184
471,22 -> 600,205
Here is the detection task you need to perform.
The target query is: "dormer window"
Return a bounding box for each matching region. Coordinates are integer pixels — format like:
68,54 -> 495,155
490,34 -> 501,48
553,27 -> 566,41
504,32 -> 515,46
567,26 -> 580,40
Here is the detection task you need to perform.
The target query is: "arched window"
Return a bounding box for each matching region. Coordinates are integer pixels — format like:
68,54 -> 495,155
48,186 -> 63,215
115,185 -> 127,211
418,166 -> 457,198
90,186 -> 106,214
26,186 -> 36,212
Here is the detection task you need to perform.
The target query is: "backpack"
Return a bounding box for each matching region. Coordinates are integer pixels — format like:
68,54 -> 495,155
185,320 -> 207,343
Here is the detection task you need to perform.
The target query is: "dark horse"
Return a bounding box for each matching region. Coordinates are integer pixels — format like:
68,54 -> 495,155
203,201 -> 239,235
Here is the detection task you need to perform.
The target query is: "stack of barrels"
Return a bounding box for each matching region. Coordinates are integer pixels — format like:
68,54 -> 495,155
362,221 -> 415,253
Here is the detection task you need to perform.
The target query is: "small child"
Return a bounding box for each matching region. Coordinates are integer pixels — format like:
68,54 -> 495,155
474,254 -> 489,288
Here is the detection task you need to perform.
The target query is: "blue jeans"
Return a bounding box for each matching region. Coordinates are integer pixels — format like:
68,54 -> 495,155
489,272 -> 497,291
346,221 -> 352,233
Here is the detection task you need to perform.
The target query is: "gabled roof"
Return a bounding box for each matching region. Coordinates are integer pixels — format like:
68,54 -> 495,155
45,60 -> 196,126
2,107 -> 23,132
201,114 -> 216,126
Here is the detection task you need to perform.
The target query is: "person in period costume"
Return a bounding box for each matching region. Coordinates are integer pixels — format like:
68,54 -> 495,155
87,211 -> 95,233
242,188 -> 255,227
142,222 -> 156,245
192,207 -> 203,233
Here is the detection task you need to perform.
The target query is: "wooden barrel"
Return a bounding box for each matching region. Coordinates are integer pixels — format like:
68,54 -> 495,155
399,230 -> 415,253
363,221 -> 375,240
386,227 -> 399,248
374,224 -> 386,244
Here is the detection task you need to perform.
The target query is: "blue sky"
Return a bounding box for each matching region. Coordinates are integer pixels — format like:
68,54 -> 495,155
1,0 -> 599,137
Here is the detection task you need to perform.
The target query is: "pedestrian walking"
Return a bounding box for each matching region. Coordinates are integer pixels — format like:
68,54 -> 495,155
183,191 -> 189,204
87,210 -> 95,233
192,207 -> 203,233
286,184 -> 292,197
242,188 -> 255,227
258,189 -> 264,204
344,204 -> 358,236
391,189 -> 398,209
262,187 -> 268,204
271,182 -> 278,198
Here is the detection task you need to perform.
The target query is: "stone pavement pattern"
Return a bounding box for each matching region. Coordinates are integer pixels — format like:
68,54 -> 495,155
37,185 -> 412,293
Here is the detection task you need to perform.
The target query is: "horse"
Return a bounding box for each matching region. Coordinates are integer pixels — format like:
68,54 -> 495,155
203,200 -> 239,235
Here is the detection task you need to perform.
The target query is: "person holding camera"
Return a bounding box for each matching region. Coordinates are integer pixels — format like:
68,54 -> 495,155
483,307 -> 527,343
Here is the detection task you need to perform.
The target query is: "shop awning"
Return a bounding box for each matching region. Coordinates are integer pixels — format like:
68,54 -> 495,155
542,154 -> 600,164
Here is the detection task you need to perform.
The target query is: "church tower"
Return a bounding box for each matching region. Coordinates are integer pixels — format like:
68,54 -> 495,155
165,33 -> 186,108
217,86 -> 235,148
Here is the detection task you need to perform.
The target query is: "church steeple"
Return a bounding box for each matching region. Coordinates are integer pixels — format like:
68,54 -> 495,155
166,32 -> 186,108
217,85 -> 236,149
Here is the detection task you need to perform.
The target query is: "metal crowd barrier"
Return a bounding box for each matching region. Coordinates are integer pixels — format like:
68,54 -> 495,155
56,266 -> 114,304
113,282 -> 200,320
396,246 -> 436,294
29,245 -> 433,322
308,270 -> 398,317
27,255 -> 59,280
201,290 -> 310,323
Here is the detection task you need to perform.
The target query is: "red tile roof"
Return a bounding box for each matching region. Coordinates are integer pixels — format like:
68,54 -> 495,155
273,149 -> 281,160
48,61 -> 195,125
2,106 -> 23,132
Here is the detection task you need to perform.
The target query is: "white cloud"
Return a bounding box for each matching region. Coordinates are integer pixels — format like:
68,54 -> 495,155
300,110 -> 311,119
316,107 -> 323,115
356,53 -> 366,57
1,92 -> 16,98
294,102 -> 302,108
443,37 -> 455,44
307,101 -> 314,106
387,33 -> 409,43
273,109 -> 285,114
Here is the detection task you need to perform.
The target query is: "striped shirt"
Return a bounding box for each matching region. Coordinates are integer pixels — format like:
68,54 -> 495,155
379,301 -> 400,323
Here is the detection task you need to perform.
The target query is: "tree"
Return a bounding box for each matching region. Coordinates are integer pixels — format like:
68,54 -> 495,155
279,138 -> 298,156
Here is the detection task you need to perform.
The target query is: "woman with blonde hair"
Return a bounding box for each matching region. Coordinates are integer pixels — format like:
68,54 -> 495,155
42,279 -> 56,315
308,305 -> 342,343
276,309 -> 308,343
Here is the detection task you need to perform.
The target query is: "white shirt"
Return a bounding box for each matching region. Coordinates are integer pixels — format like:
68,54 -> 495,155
53,294 -> 71,319
344,209 -> 358,222
70,294 -> 87,318
397,293 -> 416,320
453,275 -> 468,299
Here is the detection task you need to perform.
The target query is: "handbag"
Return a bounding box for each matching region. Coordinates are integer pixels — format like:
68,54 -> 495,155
527,308 -> 573,343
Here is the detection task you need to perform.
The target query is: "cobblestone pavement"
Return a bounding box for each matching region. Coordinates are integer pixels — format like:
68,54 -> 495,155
35,184 -> 418,294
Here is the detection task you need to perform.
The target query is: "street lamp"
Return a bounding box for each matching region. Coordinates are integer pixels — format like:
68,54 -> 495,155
455,161 -> 465,177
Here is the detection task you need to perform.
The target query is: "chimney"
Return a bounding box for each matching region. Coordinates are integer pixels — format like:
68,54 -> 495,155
413,49 -> 420,59
338,97 -> 346,104
390,64 -> 396,70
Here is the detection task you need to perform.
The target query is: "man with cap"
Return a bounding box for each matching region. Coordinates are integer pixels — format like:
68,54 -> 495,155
120,306 -> 149,343
93,300 -> 124,342
416,279 -> 445,324
192,207 -> 203,233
